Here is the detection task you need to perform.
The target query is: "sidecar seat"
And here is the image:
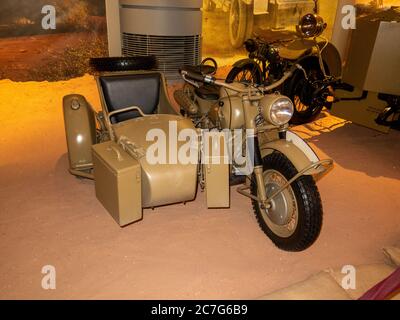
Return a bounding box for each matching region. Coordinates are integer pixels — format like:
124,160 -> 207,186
97,71 -> 177,124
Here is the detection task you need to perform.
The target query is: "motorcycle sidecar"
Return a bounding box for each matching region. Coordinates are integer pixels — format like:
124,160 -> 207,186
63,71 -> 229,226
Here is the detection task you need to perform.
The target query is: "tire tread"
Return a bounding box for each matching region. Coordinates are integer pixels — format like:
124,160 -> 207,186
251,152 -> 323,252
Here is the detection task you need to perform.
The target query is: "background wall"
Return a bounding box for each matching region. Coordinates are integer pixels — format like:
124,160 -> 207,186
0,0 -> 398,82
0,0 -> 107,81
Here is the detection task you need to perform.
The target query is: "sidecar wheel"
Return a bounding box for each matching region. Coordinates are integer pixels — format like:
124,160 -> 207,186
251,152 -> 323,252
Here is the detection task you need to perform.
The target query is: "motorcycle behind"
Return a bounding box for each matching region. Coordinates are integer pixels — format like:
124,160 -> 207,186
178,66 -> 333,251
226,13 -> 343,124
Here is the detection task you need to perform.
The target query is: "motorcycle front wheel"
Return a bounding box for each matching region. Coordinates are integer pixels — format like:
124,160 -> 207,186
251,152 -> 323,252
226,63 -> 262,85
286,60 -> 331,125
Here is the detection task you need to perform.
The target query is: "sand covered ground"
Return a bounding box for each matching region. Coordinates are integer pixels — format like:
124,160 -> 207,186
0,75 -> 399,299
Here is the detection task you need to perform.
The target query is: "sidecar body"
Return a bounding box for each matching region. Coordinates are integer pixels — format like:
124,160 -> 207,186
63,71 -> 230,226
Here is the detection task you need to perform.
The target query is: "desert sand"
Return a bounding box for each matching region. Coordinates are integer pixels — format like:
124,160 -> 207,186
0,75 -> 399,299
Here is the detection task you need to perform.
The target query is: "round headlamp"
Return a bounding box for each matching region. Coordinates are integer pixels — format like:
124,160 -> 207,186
296,14 -> 327,38
261,95 -> 294,126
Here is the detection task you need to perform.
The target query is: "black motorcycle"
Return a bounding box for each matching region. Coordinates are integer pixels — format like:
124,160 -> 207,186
226,13 -> 343,124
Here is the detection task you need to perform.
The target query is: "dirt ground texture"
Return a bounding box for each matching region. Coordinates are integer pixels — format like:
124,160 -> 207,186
0,75 -> 399,299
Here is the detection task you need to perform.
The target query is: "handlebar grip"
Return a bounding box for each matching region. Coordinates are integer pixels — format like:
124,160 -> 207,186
180,69 -> 215,84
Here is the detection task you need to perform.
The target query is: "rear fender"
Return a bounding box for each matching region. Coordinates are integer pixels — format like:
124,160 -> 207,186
320,42 -> 342,78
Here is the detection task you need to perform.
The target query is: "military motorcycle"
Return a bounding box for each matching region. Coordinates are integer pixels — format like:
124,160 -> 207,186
226,13 -> 343,124
177,65 -> 333,251
63,60 -> 333,251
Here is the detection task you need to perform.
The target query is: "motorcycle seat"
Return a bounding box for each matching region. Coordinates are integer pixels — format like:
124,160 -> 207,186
278,39 -> 315,61
278,46 -> 312,60
195,84 -> 219,101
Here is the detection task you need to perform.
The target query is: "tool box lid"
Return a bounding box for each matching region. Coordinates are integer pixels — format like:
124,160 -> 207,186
92,141 -> 140,175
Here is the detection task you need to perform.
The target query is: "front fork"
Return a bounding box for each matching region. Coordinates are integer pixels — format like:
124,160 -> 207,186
250,135 -> 269,209
243,97 -> 269,209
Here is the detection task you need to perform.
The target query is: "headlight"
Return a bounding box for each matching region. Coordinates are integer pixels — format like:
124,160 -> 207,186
261,95 -> 294,126
296,14 -> 327,38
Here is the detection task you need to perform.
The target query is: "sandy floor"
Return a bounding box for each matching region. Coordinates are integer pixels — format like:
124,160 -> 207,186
0,75 -> 399,300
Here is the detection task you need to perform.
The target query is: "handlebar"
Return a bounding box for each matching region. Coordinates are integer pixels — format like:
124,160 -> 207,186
180,69 -> 216,85
180,64 -> 302,95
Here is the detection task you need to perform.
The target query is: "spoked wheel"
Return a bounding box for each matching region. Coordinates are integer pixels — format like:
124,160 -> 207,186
229,0 -> 253,48
226,64 -> 262,85
251,152 -> 323,252
287,61 -> 331,125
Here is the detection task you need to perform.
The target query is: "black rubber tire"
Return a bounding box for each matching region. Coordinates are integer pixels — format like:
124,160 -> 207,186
90,56 -> 157,72
285,59 -> 331,125
251,152 -> 323,252
226,63 -> 263,84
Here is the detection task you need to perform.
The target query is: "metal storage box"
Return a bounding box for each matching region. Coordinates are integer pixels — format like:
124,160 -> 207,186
203,132 -> 230,208
92,141 -> 142,227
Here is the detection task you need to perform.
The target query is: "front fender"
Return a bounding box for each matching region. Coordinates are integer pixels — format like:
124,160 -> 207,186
260,131 -> 324,175
319,42 -> 342,78
232,58 -> 260,70
292,41 -> 342,79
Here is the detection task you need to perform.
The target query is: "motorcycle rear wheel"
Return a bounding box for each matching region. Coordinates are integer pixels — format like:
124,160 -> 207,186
251,152 -> 323,252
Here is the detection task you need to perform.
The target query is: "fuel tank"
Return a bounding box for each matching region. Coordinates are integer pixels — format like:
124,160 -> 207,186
215,83 -> 246,129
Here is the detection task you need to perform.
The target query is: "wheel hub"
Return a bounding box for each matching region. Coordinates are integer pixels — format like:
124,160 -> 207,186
265,182 -> 291,226
260,170 -> 298,237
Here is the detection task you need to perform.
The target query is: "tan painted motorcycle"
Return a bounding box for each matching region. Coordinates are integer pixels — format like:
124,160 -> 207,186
63,66 -> 332,252
177,66 -> 333,251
